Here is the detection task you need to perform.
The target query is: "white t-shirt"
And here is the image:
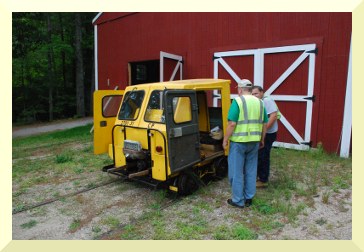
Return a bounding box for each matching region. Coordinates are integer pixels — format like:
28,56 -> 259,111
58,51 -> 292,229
263,96 -> 278,134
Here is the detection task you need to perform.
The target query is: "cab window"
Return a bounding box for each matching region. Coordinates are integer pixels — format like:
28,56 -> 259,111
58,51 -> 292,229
172,96 -> 192,124
102,95 -> 123,117
118,90 -> 145,120
145,90 -> 165,123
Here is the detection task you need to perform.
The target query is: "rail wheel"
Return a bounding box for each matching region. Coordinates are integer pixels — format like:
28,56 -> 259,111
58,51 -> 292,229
177,173 -> 199,196
214,156 -> 228,178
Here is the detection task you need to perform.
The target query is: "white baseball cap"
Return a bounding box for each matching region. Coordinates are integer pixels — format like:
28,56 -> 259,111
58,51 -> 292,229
237,79 -> 253,88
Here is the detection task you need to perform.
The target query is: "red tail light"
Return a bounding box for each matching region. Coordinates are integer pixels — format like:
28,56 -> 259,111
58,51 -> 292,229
156,146 -> 163,153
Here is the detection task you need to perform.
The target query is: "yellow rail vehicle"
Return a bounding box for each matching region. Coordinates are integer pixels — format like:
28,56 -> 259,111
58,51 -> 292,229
93,79 -> 231,195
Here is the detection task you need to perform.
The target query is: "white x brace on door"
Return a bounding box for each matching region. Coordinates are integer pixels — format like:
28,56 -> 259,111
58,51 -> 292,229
213,44 -> 317,150
160,51 -> 183,82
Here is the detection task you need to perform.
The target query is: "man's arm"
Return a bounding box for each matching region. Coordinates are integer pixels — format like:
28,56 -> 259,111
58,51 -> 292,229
266,111 -> 277,130
222,120 -> 236,150
260,105 -> 269,149
260,123 -> 267,149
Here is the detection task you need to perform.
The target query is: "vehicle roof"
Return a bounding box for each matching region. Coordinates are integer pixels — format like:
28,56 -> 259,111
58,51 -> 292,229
125,79 -> 231,91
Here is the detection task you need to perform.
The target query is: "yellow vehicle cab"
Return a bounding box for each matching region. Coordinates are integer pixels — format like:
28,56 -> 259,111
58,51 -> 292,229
93,79 -> 231,195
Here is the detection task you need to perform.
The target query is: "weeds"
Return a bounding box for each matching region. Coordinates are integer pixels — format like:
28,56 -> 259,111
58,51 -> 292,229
120,224 -> 142,239
55,153 -> 73,163
322,190 -> 331,204
315,217 -> 327,226
213,224 -> 257,240
102,216 -> 120,228
69,219 -> 81,232
20,220 -> 37,229
232,224 -> 258,239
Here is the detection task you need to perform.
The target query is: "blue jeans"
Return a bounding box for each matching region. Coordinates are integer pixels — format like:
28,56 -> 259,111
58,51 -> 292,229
228,141 -> 259,206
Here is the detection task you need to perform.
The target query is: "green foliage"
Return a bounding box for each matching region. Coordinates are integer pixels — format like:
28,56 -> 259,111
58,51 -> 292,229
12,12 -> 97,123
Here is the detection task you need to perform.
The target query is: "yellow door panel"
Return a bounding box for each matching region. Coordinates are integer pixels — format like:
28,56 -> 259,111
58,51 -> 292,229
93,90 -> 124,154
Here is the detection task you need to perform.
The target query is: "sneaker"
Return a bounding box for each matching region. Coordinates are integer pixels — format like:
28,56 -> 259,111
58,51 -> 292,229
227,199 -> 245,209
245,199 -> 252,207
256,180 -> 268,188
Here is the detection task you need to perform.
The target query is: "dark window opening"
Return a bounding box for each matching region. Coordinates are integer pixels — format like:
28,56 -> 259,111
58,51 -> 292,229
130,60 -> 160,85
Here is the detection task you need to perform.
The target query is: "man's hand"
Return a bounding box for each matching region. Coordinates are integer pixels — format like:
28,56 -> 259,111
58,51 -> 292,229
259,139 -> 265,149
222,121 -> 236,151
222,139 -> 229,150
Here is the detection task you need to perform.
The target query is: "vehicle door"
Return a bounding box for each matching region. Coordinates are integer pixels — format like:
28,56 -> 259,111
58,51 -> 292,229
93,90 -> 124,154
164,90 -> 200,173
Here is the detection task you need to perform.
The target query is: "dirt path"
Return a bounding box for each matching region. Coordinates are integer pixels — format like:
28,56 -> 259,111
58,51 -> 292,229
12,117 -> 93,138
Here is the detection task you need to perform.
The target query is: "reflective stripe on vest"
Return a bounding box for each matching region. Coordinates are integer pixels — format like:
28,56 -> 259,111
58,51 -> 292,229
263,95 -> 281,120
230,95 -> 264,142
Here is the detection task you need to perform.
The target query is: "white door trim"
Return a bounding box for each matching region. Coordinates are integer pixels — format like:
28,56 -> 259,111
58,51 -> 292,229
213,44 -> 317,151
340,37 -> 352,158
94,25 -> 99,90
160,51 -> 183,82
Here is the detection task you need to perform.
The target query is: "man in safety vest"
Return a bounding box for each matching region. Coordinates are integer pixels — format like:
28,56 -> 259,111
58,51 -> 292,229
223,79 -> 268,208
252,86 -> 281,188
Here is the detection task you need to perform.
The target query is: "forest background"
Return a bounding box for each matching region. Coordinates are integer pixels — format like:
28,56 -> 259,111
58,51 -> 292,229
12,12 -> 97,124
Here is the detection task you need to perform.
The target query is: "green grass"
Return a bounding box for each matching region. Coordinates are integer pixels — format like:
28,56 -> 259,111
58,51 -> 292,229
12,124 -> 352,240
69,219 -> 81,232
13,125 -> 93,148
120,224 -> 142,240
55,153 -> 73,163
12,124 -> 113,209
124,146 -> 350,240
213,224 -> 257,240
102,216 -> 120,229
20,220 -> 38,229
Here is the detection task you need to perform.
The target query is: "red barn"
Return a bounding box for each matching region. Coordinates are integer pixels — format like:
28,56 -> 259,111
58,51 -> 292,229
92,12 -> 352,157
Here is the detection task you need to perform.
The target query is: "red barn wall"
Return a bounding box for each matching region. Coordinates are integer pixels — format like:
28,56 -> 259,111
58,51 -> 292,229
94,12 -> 351,154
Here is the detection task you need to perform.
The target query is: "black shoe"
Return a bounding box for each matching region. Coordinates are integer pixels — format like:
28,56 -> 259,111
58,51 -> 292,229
227,199 -> 245,209
245,199 -> 252,207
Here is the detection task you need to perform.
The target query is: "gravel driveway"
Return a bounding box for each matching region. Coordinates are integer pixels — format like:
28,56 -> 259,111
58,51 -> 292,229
12,117 -> 93,138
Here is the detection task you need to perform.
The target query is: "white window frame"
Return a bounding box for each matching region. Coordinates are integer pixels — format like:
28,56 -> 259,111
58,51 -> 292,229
213,44 -> 317,151
160,51 -> 183,82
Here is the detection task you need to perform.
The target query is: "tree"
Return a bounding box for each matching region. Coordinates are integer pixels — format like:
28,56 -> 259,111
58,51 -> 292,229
75,12 -> 85,117
47,13 -> 55,121
12,12 -> 97,123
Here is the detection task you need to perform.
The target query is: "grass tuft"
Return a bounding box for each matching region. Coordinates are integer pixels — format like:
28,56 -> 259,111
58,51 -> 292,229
20,220 -> 37,229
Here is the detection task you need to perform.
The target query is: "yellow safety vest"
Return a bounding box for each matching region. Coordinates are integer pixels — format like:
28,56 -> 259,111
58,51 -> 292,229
263,95 -> 281,120
230,95 -> 264,142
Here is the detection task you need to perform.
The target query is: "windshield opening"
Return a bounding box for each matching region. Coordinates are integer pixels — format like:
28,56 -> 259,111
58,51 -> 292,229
144,90 -> 165,123
118,90 -> 145,120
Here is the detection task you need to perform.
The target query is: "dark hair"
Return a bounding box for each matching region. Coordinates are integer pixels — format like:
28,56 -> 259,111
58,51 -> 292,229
252,85 -> 264,92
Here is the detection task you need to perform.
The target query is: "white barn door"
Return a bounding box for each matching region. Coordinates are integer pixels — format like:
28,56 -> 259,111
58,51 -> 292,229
213,44 -> 317,151
160,51 -> 183,82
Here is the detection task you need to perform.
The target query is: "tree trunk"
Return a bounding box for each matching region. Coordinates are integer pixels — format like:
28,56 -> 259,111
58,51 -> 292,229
75,13 -> 85,117
47,13 -> 54,121
59,13 -> 67,89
